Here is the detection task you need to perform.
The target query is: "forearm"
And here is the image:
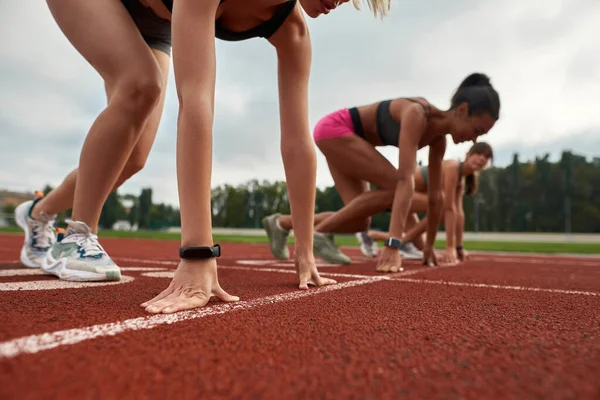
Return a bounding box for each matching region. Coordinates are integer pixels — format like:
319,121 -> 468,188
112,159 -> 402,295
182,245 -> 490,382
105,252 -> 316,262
171,0 -> 218,248
425,198 -> 443,247
281,134 -> 316,253
388,179 -> 414,238
177,99 -> 215,247
444,209 -> 457,249
455,212 -> 465,246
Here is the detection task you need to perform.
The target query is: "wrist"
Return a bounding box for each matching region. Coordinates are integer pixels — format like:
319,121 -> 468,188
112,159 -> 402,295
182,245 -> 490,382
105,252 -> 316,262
384,237 -> 402,249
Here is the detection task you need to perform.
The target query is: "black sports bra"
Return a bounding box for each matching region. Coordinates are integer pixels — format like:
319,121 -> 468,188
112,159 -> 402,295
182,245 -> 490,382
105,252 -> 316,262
349,98 -> 431,147
161,0 -> 297,41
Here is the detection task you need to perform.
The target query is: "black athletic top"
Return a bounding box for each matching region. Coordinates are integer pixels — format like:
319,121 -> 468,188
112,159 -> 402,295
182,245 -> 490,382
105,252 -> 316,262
348,98 -> 431,147
161,0 -> 297,41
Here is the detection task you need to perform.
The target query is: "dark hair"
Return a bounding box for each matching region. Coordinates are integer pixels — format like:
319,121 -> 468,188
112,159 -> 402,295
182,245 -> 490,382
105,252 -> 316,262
464,141 -> 493,195
451,73 -> 500,120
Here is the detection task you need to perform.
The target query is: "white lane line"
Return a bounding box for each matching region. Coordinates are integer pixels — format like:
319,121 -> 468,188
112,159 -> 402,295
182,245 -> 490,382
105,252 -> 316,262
0,267 -> 163,277
392,278 -> 600,296
142,266 -> 371,280
0,269 -> 47,277
468,256 -> 600,267
0,276 -> 388,359
388,263 -> 462,278
0,276 -> 135,291
235,259 -> 344,268
221,265 -> 372,279
114,257 -> 176,266
467,250 -> 600,259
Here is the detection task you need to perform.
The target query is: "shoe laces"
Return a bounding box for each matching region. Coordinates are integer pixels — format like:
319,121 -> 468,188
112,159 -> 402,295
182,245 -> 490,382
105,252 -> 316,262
62,220 -> 106,258
30,218 -> 55,250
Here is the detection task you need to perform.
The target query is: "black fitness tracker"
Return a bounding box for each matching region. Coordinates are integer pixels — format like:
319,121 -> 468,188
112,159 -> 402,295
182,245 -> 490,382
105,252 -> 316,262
384,237 -> 402,249
179,244 -> 221,259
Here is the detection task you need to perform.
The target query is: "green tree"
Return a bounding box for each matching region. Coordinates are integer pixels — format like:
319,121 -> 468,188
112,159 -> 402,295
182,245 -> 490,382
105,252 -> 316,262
2,204 -> 17,226
138,188 -> 153,229
99,191 -> 125,229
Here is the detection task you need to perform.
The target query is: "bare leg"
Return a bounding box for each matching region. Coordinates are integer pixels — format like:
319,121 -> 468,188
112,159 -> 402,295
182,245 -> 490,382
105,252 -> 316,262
368,216 -> 429,250
277,212 -> 334,231
405,212 -> 425,249
367,213 -> 421,242
367,230 -> 389,241
46,0 -> 164,233
32,48 -> 171,221
314,190 -> 394,233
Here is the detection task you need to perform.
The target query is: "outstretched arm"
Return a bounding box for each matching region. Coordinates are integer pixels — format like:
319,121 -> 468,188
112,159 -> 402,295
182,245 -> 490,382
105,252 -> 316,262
439,161 -> 460,264
142,0 -> 239,314
422,137 -> 446,265
455,186 -> 467,260
269,9 -> 335,289
375,103 -> 425,273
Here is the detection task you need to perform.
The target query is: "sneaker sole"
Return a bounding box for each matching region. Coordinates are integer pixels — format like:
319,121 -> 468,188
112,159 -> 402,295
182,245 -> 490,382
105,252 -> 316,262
15,201 -> 42,268
42,256 -> 122,282
261,215 -> 289,260
400,251 -> 423,260
314,235 -> 351,265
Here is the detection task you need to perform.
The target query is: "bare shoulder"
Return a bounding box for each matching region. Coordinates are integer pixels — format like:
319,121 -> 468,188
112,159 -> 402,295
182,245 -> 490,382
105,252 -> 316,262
443,159 -> 460,181
267,2 -> 309,50
390,99 -> 427,124
443,159 -> 460,171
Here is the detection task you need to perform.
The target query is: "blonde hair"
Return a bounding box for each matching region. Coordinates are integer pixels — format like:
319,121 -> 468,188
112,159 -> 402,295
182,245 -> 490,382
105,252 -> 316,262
351,0 -> 391,19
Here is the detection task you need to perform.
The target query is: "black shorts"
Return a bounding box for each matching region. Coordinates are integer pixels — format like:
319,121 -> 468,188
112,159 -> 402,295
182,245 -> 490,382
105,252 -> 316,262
121,0 -> 172,55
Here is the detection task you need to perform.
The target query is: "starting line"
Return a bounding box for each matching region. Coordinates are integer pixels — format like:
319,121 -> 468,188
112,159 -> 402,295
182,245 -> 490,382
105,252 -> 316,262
1,255 -> 599,360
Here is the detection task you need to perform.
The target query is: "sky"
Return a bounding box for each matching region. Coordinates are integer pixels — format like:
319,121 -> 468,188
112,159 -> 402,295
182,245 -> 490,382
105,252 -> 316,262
1,0 -> 599,206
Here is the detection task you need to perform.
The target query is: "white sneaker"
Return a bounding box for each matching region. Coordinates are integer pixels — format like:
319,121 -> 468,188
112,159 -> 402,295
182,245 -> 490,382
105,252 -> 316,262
14,198 -> 57,268
400,241 -> 423,260
355,231 -> 378,258
43,219 -> 121,281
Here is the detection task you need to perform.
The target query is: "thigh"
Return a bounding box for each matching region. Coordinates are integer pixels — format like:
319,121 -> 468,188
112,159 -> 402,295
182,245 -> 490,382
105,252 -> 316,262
410,192 -> 429,214
46,0 -> 161,84
317,134 -> 398,191
326,158 -> 369,206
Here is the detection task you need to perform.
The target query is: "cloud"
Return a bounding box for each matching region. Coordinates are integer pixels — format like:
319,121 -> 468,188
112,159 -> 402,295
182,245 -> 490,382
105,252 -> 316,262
1,0 -> 599,207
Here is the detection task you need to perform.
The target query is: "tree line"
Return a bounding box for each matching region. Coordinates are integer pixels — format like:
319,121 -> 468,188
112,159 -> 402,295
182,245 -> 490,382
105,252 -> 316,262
3,150 -> 598,233
208,150 -> 600,233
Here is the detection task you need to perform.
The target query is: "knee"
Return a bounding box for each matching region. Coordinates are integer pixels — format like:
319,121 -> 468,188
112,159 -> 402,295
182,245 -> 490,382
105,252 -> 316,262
113,70 -> 163,118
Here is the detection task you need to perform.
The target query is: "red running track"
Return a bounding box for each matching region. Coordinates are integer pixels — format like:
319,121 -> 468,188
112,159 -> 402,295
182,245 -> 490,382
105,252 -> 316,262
0,233 -> 599,399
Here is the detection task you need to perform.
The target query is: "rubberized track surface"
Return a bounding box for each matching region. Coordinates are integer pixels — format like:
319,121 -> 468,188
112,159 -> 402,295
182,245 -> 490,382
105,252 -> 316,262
0,233 -> 599,399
